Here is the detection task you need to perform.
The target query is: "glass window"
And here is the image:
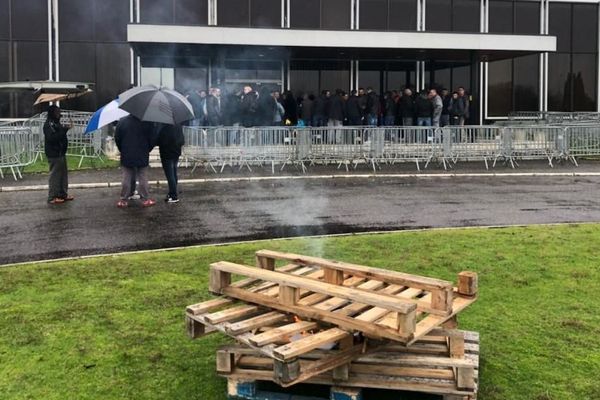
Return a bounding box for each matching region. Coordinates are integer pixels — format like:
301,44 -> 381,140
140,0 -> 174,24
0,41 -> 9,81
96,43 -> 132,104
321,70 -> 350,93
142,67 -> 175,89
15,41 -> 48,81
360,0 -> 388,30
513,54 -> 539,111
0,0 -> 9,40
59,43 -> 96,82
572,4 -> 598,54
433,67 -> 452,91
426,0 -> 452,32
174,0 -> 209,26
359,70 -> 381,93
12,0 -> 47,41
572,53 -> 597,111
218,0 -> 250,27
389,0 -> 417,31
548,53 -> 571,111
487,59 -> 512,116
452,65 -> 470,92
251,0 -> 281,28
290,68 -> 319,97
452,0 -> 480,33
549,3 -> 571,53
322,0 -> 351,30
95,0 -> 130,42
290,0 -> 320,29
514,1 -> 539,35
386,71 -> 407,91
175,67 -> 209,95
488,0 -> 513,34
59,0 -> 94,42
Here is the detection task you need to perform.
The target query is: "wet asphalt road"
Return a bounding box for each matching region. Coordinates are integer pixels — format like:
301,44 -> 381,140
1,175 -> 600,265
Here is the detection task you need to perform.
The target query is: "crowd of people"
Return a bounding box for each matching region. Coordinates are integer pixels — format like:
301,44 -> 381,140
186,85 -> 471,128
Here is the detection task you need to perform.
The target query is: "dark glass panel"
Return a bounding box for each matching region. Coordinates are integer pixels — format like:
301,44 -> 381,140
572,4 -> 598,54
251,0 -> 281,28
549,3 -> 571,53
0,0 -> 9,40
360,0 -> 388,30
59,42 -> 96,82
175,66 -> 209,95
140,0 -> 174,24
514,1 -> 539,35
12,0 -> 47,41
452,65 -> 470,92
96,43 -> 131,106
359,70 -> 381,93
59,0 -> 94,42
174,0 -> 209,25
95,0 -> 130,41
488,0 -> 513,34
15,41 -> 48,81
386,71 -> 406,91
433,67 -> 452,92
0,41 -> 8,81
321,70 -> 350,93
548,53 -> 571,111
487,59 -> 512,116
426,0 -> 452,32
513,54 -> 538,111
218,0 -> 250,27
572,53 -> 597,111
290,0 -> 320,29
452,0 -> 480,33
322,0 -> 351,30
290,68 -> 319,97
389,0 -> 417,31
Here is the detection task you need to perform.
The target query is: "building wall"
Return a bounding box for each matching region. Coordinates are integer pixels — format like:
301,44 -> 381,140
0,0 -> 598,118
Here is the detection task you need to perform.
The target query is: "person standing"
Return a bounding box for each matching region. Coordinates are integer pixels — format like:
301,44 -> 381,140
440,88 -> 451,127
398,89 -> 415,126
365,87 -> 380,126
273,91 -> 285,126
328,89 -> 345,127
115,115 -> 156,208
449,92 -> 462,125
44,105 -> 73,204
206,87 -> 222,126
429,88 -> 443,127
457,86 -> 470,125
313,90 -> 329,127
415,90 -> 433,126
383,91 -> 397,126
187,89 -> 207,126
240,85 -> 258,127
345,90 -> 362,126
300,94 -> 314,126
157,123 -> 185,203
357,88 -> 367,124
282,91 -> 298,126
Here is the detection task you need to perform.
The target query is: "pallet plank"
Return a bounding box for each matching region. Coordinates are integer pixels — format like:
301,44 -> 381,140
273,328 -> 350,360
248,321 -> 319,347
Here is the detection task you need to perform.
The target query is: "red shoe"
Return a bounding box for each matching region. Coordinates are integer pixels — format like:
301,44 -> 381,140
142,199 -> 156,208
63,195 -> 75,201
117,199 -> 128,208
48,198 -> 65,204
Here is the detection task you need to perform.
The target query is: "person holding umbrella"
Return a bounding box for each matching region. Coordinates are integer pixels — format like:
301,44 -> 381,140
44,105 -> 74,204
157,123 -> 184,203
114,115 -> 156,208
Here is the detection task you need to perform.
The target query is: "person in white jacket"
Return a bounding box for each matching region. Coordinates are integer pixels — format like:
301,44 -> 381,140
429,88 -> 443,127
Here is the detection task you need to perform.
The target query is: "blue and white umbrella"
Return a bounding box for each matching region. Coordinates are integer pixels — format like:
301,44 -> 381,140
85,99 -> 130,134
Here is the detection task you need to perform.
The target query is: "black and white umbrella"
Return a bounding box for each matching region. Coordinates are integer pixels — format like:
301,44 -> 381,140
118,85 -> 195,125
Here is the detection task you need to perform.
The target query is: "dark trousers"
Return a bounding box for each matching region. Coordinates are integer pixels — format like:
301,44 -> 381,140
161,157 -> 179,199
47,156 -> 68,201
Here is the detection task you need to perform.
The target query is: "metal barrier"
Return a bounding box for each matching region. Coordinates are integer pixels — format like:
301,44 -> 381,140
0,127 -> 36,180
381,127 -> 437,171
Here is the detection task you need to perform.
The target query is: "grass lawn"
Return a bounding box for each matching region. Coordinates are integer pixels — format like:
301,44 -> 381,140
1,224 -> 600,400
23,153 -> 119,174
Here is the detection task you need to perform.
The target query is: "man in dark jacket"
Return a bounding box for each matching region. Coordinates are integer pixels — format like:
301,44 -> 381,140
115,115 -> 156,208
300,94 -> 314,125
240,85 -> 258,127
158,123 -> 184,203
43,105 -> 73,204
206,88 -> 222,126
383,91 -> 397,126
365,87 -> 380,126
328,89 -> 345,127
441,88 -> 451,127
345,90 -> 362,125
398,89 -> 415,126
313,90 -> 329,127
415,90 -> 433,126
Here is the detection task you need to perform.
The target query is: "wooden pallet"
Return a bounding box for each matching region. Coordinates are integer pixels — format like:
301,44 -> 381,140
208,250 -> 478,345
220,329 -> 479,400
186,263 -> 380,387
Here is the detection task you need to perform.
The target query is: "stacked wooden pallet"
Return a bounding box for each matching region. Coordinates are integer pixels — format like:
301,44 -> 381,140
186,250 -> 479,400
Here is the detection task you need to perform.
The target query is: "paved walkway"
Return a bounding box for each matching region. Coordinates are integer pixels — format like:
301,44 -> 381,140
1,170 -> 600,265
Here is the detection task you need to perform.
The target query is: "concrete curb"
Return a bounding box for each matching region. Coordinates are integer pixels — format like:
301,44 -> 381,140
0,221 -> 592,268
2,172 -> 600,192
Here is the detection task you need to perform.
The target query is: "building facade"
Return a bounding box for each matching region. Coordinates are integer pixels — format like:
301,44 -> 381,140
0,0 -> 597,122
